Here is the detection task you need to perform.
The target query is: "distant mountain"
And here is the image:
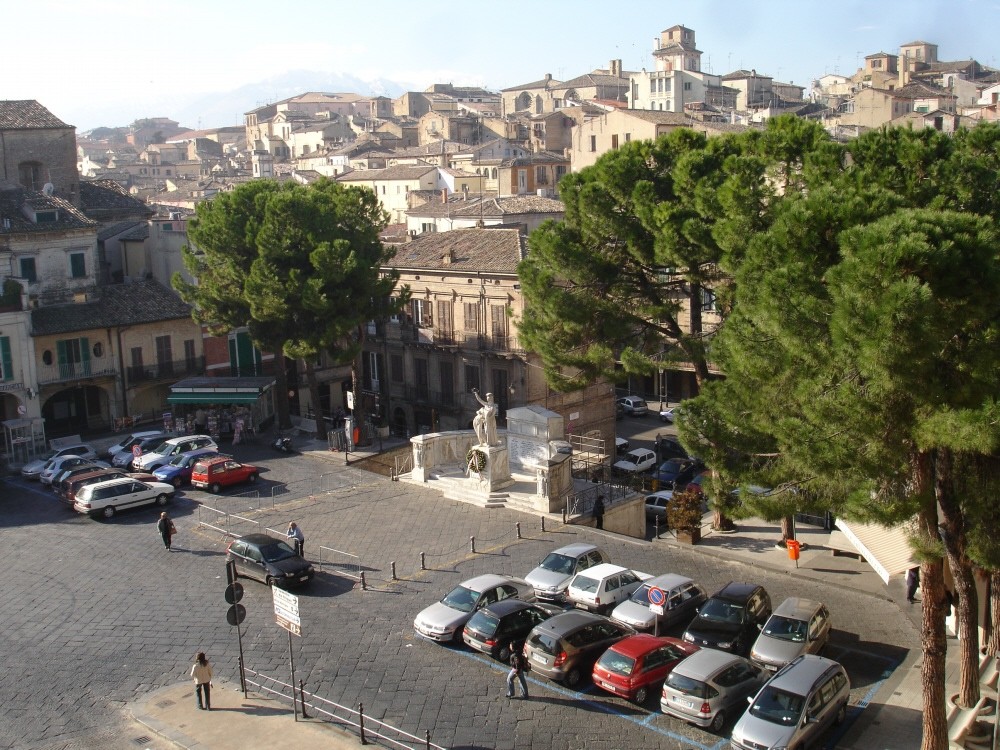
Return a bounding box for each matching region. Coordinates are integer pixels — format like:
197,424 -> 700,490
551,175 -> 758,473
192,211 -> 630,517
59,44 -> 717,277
174,70 -> 408,130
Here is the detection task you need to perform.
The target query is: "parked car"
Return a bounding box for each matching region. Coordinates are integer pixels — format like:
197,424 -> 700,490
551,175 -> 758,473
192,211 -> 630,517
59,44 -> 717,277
134,435 -> 218,471
592,634 -> 699,704
73,477 -> 175,519
190,456 -> 259,493
644,490 -> 674,523
21,443 -> 98,479
462,599 -> 564,661
660,649 -> 767,733
154,447 -> 222,487
45,459 -> 107,488
615,436 -> 630,455
105,430 -> 170,460
682,582 -> 773,656
112,436 -> 166,467
651,457 -> 703,489
730,655 -> 850,750
226,533 -> 315,588
567,563 -> 652,614
414,574 -> 536,643
523,610 -> 634,687
750,598 -> 832,673
613,448 -> 657,474
617,396 -> 649,417
655,436 -> 690,462
524,543 -> 610,602
58,468 -> 154,505
686,471 -> 709,496
51,463 -> 116,495
659,407 -> 677,423
611,574 -> 707,633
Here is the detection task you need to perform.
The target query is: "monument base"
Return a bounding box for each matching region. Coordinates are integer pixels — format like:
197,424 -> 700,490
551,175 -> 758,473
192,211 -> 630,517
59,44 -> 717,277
468,443 -> 513,492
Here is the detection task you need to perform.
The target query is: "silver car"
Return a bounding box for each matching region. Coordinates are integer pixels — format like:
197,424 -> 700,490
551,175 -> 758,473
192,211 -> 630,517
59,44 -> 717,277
524,543 -> 609,602
413,574 -> 535,643
660,649 -> 765,733
611,573 -> 706,633
731,655 -> 850,750
750,598 -> 831,673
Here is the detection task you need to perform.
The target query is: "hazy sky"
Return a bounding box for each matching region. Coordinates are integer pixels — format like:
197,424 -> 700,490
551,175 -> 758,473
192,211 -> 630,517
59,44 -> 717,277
4,0 -> 998,130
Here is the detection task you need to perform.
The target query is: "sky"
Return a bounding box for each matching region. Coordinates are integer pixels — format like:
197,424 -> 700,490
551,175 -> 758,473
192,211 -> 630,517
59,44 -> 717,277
3,0 -> 999,131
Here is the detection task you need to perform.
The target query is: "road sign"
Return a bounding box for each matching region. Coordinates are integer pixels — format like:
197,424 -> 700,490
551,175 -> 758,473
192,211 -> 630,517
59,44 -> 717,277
647,586 -> 666,606
132,445 -> 142,457
225,582 -> 244,605
273,587 -> 301,636
650,603 -> 664,616
226,604 -> 246,626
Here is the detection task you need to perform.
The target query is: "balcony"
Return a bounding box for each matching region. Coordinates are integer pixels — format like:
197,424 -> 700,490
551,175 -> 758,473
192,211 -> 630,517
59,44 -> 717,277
126,356 -> 205,385
37,361 -> 118,386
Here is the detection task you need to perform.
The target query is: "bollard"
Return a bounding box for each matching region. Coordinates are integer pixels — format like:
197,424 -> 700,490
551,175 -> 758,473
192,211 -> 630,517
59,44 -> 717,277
360,571 -> 367,590
391,561 -> 397,580
298,679 -> 310,718
425,729 -> 431,749
541,516 -> 546,532
516,522 -> 521,540
359,702 -> 367,745
420,551 -> 426,570
562,507 -> 567,524
654,515 -> 660,539
470,536 -> 476,553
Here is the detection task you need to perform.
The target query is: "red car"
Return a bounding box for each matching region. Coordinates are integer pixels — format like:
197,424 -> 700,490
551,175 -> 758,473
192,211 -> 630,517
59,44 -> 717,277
592,634 -> 699,704
191,456 -> 260,493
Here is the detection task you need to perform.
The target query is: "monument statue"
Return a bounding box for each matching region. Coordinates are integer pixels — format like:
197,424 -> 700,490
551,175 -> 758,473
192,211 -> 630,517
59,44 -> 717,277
472,388 -> 498,447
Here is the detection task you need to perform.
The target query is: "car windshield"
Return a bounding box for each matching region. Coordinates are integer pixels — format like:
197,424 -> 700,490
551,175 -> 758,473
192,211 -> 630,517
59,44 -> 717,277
596,649 -> 636,676
258,541 -> 298,563
749,686 -> 805,724
538,553 -> 576,575
572,575 -> 600,594
466,610 -> 500,635
630,583 -> 657,604
441,585 -> 480,613
167,454 -> 189,467
762,615 -> 808,642
149,441 -> 172,455
699,598 -> 745,623
665,672 -> 711,698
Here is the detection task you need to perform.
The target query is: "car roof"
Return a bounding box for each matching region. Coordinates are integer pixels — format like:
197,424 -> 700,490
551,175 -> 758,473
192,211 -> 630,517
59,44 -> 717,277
608,634 -> 683,658
574,563 -> 630,580
645,491 -> 674,502
644,573 -> 696,590
671,647 -> 746,677
70,469 -> 120,483
238,533 -> 283,546
195,455 -> 230,466
768,655 -> 844,693
712,581 -> 764,603
550,543 -> 600,556
771,597 -> 824,620
461,574 -> 523,592
482,598 -> 535,617
534,610 -> 606,635
84,476 -> 141,490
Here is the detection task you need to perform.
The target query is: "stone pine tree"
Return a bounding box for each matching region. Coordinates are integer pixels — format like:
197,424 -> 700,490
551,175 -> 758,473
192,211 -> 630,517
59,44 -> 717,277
174,180 -> 295,428
243,178 -> 406,441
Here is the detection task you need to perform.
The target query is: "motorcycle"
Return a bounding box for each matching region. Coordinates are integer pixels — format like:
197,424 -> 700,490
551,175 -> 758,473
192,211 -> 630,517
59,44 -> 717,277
272,434 -> 294,453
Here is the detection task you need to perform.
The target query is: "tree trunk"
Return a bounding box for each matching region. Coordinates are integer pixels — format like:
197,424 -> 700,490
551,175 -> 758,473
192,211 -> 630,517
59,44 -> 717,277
350,326 -> 370,446
706,469 -> 735,531
273,350 -> 292,430
936,448 -> 980,708
988,570 -> 1000,657
687,283 -> 711,387
303,360 -> 327,442
916,451 -> 948,750
780,516 -> 795,544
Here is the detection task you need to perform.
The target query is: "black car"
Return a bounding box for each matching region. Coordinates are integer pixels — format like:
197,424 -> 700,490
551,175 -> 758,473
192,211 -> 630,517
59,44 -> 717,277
226,533 -> 315,588
651,457 -> 703,489
655,437 -> 689,462
523,611 -> 635,687
682,582 -> 772,656
462,599 -> 565,661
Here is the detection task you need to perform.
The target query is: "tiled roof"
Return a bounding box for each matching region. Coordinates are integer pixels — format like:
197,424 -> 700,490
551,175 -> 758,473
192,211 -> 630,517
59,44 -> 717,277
119,224 -> 149,241
79,180 -> 154,217
337,165 -> 438,182
407,194 -> 564,219
502,152 -> 569,167
558,73 -> 629,89
722,69 -> 773,80
618,110 -> 695,126
0,100 -> 70,129
0,188 -> 96,234
97,221 -> 143,242
31,280 -> 193,335
501,77 -> 564,92
386,228 -> 525,273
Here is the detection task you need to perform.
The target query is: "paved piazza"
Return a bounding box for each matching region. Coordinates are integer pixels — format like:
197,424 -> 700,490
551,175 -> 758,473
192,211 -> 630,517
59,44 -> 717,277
0,441 -> 917,750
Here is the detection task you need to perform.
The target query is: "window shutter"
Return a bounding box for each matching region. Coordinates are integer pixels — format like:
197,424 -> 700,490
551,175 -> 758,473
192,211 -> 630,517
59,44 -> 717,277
228,337 -> 238,376
0,337 -> 11,381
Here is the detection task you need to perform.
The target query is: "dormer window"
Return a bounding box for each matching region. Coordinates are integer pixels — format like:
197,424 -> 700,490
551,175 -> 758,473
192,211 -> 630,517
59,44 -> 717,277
34,210 -> 58,223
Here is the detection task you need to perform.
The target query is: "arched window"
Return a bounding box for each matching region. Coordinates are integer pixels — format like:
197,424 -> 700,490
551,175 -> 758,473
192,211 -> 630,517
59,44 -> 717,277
18,161 -> 43,191
491,168 -> 497,180
516,92 -> 531,111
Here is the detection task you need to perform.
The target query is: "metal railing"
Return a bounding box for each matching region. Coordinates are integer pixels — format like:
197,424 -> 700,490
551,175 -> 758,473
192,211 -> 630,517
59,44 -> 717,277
125,356 -> 205,384
317,545 -> 361,581
243,667 -> 446,750
564,482 -> 634,523
392,450 -> 413,480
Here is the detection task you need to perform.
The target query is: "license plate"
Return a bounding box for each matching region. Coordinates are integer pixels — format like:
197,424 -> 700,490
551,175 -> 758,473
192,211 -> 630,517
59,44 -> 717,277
574,602 -> 589,610
674,696 -> 694,708
299,576 -> 308,582
531,653 -> 547,665
600,680 -> 617,692
765,663 -> 778,671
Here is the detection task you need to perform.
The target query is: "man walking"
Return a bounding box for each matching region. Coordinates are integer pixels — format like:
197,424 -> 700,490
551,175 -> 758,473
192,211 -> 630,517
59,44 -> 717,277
157,511 -> 176,551
593,495 -> 605,530
287,522 -> 305,556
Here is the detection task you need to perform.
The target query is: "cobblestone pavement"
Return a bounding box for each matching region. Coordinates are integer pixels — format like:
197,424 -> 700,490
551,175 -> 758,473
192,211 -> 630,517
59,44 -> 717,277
0,442 -> 916,750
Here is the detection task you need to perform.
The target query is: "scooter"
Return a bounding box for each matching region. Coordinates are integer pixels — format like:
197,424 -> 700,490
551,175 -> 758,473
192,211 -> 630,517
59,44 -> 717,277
272,434 -> 294,453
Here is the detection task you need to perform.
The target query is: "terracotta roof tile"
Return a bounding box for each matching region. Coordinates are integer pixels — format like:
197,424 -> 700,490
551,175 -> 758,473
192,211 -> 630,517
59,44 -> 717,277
0,100 -> 69,129
0,188 -> 95,234
31,279 -> 192,335
386,228 -> 524,273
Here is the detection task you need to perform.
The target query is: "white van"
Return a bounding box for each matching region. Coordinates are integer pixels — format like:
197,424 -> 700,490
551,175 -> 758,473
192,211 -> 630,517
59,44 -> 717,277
133,435 -> 218,471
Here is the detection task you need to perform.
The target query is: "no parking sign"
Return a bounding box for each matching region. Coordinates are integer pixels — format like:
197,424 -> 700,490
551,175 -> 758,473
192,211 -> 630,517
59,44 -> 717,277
647,585 -> 666,615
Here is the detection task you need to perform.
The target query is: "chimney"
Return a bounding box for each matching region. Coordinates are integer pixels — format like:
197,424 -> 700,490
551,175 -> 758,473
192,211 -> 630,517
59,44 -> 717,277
544,73 -> 552,82
442,248 -> 454,264
441,188 -> 447,204
654,36 -> 660,51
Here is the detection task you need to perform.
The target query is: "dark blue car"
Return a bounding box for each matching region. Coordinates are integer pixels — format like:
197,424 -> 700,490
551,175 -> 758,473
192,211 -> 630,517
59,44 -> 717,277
651,457 -> 702,489
152,447 -> 220,487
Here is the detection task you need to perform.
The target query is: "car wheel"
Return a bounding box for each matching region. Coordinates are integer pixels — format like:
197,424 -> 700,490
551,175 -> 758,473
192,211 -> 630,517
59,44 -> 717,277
563,668 -> 581,689
172,477 -> 183,488
209,482 -> 221,494
247,473 -> 258,483
835,701 -> 847,725
497,643 -> 512,663
155,493 -> 169,506
709,709 -> 726,733
102,505 -> 116,519
634,686 -> 649,704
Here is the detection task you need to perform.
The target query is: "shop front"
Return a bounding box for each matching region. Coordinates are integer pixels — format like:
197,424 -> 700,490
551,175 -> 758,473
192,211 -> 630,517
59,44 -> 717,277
166,376 -> 275,443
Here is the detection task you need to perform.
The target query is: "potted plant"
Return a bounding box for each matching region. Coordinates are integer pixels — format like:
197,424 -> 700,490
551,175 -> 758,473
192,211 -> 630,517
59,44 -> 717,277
667,487 -> 704,544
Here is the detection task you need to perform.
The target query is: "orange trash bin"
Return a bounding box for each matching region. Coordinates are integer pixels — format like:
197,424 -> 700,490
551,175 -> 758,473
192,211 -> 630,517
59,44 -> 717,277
786,539 -> 801,561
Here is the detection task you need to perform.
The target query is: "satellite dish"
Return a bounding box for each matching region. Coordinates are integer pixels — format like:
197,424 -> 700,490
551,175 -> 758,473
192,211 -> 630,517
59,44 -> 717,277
17,405 -> 26,415
42,183 -> 55,196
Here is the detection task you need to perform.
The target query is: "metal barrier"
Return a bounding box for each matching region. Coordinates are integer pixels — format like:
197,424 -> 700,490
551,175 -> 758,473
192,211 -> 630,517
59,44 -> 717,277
196,505 -> 260,538
392,451 -> 413,480
564,482 -> 634,522
243,666 -> 446,750
317,544 -> 361,581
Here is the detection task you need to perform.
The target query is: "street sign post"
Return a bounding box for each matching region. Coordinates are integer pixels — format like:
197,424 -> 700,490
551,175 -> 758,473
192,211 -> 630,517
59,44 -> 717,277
647,586 -> 666,636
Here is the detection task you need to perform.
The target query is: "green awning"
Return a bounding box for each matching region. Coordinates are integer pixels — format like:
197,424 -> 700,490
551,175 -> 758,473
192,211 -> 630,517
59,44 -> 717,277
167,392 -> 263,405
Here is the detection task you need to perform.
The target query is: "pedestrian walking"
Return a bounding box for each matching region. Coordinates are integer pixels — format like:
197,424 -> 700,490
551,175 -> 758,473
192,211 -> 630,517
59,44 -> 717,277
157,511 -> 176,551
593,495 -> 605,530
191,652 -> 213,710
906,566 -> 920,603
506,645 -> 529,699
287,522 -> 305,556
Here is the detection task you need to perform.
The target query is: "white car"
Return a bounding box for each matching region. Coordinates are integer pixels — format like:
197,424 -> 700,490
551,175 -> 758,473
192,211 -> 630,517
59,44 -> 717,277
617,396 -> 649,417
659,407 -> 677,423
106,430 -> 170,460
21,444 -> 98,480
613,448 -> 657,474
73,477 -> 176,519
566,563 -> 652,614
413,574 -> 536,643
40,455 -> 107,486
133,435 -> 218,471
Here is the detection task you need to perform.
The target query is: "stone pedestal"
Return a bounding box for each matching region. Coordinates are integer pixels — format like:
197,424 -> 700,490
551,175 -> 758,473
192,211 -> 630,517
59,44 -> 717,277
469,443 -> 513,491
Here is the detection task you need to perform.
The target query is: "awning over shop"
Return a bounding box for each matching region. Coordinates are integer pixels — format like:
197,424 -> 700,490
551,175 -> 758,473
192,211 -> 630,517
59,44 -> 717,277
167,376 -> 274,406
833,518 -> 916,584
167,392 -> 260,404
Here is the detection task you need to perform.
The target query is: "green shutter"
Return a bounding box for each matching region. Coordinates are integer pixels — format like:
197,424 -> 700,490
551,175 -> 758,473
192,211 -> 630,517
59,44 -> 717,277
228,337 -> 238,376
0,337 -> 11,381
57,340 -> 69,379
